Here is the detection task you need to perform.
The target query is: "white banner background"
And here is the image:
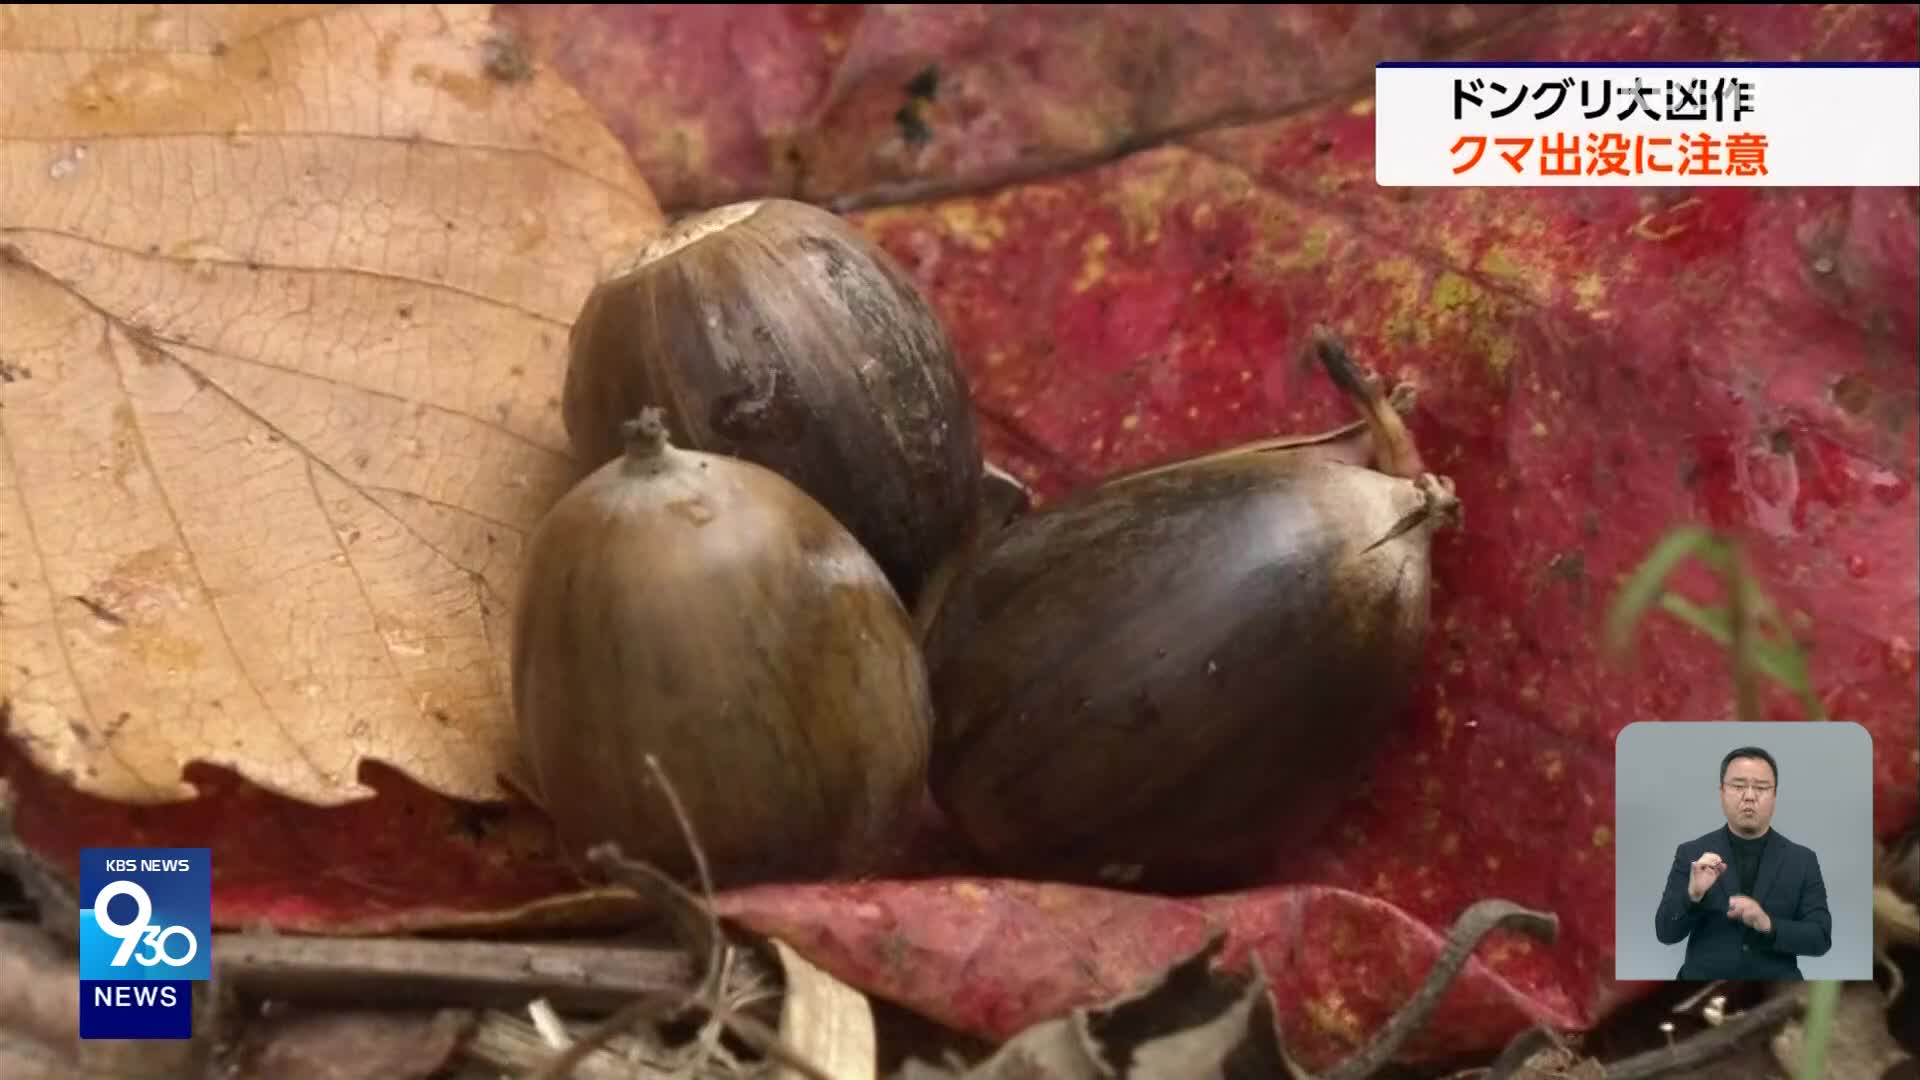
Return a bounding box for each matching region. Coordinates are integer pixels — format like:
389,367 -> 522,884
1375,64 -> 1919,186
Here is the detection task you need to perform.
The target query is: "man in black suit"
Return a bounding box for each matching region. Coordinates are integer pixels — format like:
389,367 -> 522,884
1653,745 -> 1833,980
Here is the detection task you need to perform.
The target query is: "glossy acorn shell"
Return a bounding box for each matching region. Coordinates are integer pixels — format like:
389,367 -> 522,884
925,427 -> 1454,892
562,197 -> 982,609
512,419 -> 935,887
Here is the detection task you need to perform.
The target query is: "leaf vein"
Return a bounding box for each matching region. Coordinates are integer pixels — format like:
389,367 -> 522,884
0,127 -> 649,218
359,484 -> 527,538
100,321 -> 339,791
0,224 -> 573,329
303,456 -> 420,730
7,248 -> 525,792
0,6 -> 343,58
0,411 -> 113,780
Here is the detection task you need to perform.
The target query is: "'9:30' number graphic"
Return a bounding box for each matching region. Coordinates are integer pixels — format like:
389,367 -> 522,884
93,881 -> 199,968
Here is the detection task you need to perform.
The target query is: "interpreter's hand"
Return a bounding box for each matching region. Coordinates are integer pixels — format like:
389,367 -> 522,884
1687,852 -> 1725,902
1726,894 -> 1772,933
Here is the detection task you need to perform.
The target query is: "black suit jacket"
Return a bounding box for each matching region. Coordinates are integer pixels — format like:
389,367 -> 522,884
1653,824 -> 1832,980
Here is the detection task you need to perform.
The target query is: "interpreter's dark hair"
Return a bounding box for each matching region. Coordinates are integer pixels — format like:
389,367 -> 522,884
1720,746 -> 1778,787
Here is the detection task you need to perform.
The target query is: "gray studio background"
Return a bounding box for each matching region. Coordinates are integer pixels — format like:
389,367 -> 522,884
1614,721 -> 1874,981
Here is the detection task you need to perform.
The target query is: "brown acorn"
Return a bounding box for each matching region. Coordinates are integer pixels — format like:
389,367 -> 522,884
923,329 -> 1462,892
512,408 -> 934,887
562,197 -> 982,609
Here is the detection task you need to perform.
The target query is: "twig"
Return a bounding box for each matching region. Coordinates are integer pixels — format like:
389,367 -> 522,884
698,992 -> 837,1080
527,993 -> 685,1080
463,1010 -> 645,1080
1600,991 -> 1805,1080
643,741 -> 738,1071
580,755 -> 727,992
523,980 -> 837,1080
528,999 -> 572,1050
1321,900 -> 1560,1080
540,759 -> 833,1080
560,756 -> 735,1075
209,933 -> 711,1014
1671,980 -> 1727,1015
1484,1025 -> 1568,1080
642,752 -> 728,997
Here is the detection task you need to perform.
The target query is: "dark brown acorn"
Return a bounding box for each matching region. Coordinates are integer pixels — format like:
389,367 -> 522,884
923,330 -> 1462,892
562,197 -> 982,609
512,409 -> 934,887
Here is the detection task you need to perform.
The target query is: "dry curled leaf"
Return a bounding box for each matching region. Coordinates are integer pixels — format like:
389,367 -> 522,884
0,920 -> 208,1079
217,1006 -> 476,1080
899,933 -> 1289,1080
1771,983 -> 1913,1080
0,921 -> 77,1054
772,936 -> 878,1080
0,4 -> 663,807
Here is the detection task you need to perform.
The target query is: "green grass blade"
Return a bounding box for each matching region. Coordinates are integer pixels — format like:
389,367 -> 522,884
1796,980 -> 1840,1079
1606,526 -> 1719,653
1657,595 -> 1820,708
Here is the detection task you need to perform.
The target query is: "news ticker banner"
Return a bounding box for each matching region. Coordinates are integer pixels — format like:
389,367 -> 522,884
78,848 -> 211,1039
1376,61 -> 1920,186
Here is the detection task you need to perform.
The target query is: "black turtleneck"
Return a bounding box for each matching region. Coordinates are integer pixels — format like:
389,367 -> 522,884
1729,829 -> 1770,894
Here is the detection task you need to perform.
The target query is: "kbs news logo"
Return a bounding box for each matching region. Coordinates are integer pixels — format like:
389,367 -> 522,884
78,848 -> 211,1039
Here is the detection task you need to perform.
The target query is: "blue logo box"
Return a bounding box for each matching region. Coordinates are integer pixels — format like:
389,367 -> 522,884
78,848 -> 211,1040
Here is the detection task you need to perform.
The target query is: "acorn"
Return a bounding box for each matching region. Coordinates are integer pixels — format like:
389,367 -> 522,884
923,329 -> 1462,891
511,408 -> 935,887
562,197 -> 982,609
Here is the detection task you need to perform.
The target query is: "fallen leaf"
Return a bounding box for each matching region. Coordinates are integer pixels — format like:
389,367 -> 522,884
216,1005 -> 475,1080
894,933 -> 1289,1080
0,921 -> 77,1054
1771,983 -> 1913,1080
737,1 -> 1912,1058
717,880 -> 1577,1072
0,2 -> 663,812
0,750 -> 611,932
774,936 -> 879,1080
0,919 -> 206,1079
0,6 -> 658,810
494,5 -> 1532,213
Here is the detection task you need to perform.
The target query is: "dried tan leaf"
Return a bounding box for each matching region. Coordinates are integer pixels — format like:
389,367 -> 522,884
1771,982 -> 1913,1079
0,920 -> 206,1078
0,921 -> 77,1052
895,933 -> 1294,1080
771,936 -> 876,1080
219,1005 -> 476,1080
0,4 -> 664,806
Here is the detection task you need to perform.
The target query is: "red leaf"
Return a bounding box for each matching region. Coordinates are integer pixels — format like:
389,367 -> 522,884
715,878 -> 1584,1072
804,5 -> 1918,1048
493,4 -> 1532,212
0,749 -> 584,934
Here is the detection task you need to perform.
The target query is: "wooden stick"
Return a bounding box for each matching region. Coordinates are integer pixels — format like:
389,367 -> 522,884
1602,992 -> 1805,1080
209,932 -> 724,1014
